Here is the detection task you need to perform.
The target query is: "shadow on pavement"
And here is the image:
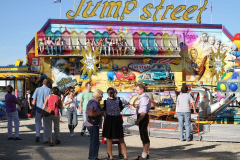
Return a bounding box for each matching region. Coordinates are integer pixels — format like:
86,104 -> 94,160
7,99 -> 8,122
0,119 -> 239,160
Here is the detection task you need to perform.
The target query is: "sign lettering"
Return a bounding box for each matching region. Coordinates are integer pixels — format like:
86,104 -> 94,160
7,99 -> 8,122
128,63 -> 153,73
66,0 -> 208,23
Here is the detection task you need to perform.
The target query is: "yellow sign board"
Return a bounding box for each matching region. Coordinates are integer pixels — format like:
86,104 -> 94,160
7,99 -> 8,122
80,44 -> 100,79
0,67 -> 28,71
66,0 -> 208,23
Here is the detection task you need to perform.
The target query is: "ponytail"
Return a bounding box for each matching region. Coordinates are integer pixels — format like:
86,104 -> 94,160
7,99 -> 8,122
107,87 -> 115,99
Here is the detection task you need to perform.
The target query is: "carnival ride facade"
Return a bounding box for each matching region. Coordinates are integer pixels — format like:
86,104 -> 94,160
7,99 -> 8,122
26,19 -> 239,119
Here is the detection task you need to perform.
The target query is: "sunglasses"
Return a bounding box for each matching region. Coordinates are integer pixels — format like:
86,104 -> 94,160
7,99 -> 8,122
70,90 -> 75,92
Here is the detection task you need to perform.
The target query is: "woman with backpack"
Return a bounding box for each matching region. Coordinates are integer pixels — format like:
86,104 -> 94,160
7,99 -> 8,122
42,87 -> 62,146
102,87 -> 128,160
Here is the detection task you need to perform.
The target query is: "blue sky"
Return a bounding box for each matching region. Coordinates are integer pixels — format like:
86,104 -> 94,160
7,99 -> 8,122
0,0 -> 239,66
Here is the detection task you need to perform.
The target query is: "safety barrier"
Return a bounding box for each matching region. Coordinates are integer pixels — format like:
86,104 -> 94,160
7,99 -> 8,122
122,105 -> 136,118
122,98 -> 158,118
148,110 -> 200,136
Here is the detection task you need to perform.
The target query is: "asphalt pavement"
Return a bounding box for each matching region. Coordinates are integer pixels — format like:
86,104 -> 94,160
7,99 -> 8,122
0,116 -> 240,160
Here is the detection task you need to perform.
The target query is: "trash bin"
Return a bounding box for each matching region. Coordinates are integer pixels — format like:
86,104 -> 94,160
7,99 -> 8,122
203,124 -> 210,133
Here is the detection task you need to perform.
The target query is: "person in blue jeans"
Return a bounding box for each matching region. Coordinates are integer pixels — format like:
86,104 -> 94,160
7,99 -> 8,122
85,89 -> 104,160
176,86 -> 197,141
64,87 -> 79,137
79,81 -> 93,136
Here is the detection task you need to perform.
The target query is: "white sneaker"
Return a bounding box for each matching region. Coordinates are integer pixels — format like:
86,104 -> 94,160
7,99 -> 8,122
70,133 -> 74,137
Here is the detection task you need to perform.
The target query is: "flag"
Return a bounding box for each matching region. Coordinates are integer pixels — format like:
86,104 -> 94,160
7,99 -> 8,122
210,2 -> 212,13
53,0 -> 61,3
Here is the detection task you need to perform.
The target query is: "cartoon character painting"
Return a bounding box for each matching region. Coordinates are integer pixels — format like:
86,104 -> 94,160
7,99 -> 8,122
116,66 -> 136,81
107,64 -> 119,81
52,58 -> 74,86
230,43 -> 240,58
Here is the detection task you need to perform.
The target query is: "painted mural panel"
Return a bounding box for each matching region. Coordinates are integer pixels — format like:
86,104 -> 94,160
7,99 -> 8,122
32,23 -> 236,115
42,24 -> 233,86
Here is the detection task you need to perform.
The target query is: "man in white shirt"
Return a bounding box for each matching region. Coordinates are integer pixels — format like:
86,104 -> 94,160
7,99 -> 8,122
135,84 -> 151,160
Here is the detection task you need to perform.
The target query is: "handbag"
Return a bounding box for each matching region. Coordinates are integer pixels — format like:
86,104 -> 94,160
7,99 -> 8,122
87,101 -> 102,125
64,96 -> 72,109
43,109 -> 52,117
43,95 -> 54,117
87,116 -> 101,125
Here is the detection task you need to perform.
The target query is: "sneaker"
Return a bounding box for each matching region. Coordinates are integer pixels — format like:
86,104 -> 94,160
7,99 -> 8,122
81,132 -> 84,136
70,133 -> 74,137
136,156 -> 147,160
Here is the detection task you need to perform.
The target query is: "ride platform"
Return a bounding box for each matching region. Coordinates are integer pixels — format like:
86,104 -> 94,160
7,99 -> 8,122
124,115 -> 240,142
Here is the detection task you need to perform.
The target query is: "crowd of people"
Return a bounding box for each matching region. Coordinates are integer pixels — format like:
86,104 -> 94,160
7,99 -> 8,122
87,36 -> 128,56
39,35 -> 129,56
4,78 -> 197,160
38,36 -> 63,54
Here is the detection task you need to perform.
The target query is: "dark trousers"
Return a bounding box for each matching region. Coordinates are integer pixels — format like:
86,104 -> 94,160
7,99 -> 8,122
87,126 -> 100,160
137,114 -> 150,144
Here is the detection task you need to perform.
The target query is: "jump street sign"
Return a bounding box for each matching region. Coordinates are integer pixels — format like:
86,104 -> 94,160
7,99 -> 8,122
66,0 -> 208,23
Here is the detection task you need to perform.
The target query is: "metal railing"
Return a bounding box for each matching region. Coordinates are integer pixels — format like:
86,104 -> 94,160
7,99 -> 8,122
148,110 -> 200,136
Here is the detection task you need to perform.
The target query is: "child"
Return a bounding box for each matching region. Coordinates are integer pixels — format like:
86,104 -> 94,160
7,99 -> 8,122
55,37 -> 63,55
118,36 -> 128,56
110,39 -> 118,55
26,90 -> 32,117
45,36 -> 55,54
86,39 -> 91,50
104,37 -> 110,56
38,39 -> 45,53
96,38 -> 103,53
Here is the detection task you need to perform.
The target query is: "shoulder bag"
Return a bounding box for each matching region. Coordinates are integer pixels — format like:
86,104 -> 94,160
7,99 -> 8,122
43,95 -> 54,117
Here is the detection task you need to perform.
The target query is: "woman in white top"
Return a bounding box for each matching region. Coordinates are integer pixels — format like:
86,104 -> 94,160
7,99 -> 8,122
64,87 -> 79,137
